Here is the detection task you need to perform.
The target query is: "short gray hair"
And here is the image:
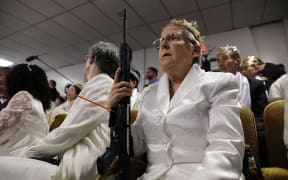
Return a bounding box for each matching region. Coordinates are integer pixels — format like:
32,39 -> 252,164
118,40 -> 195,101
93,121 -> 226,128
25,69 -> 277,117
88,41 -> 119,78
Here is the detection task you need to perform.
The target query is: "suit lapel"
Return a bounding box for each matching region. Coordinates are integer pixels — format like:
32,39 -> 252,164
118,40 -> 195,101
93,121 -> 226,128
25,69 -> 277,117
157,64 -> 203,114
157,73 -> 170,115
170,64 -> 203,110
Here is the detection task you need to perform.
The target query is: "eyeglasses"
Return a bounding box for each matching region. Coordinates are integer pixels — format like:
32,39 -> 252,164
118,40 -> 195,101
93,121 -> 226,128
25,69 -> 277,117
152,31 -> 195,49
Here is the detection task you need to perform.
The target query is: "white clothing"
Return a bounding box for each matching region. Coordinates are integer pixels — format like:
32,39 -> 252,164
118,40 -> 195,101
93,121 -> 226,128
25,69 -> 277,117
132,64 -> 245,180
131,88 -> 142,110
235,72 -> 251,107
0,74 -> 113,180
269,74 -> 288,156
0,91 -> 48,156
58,99 -> 74,112
269,74 -> 288,101
0,156 -> 57,180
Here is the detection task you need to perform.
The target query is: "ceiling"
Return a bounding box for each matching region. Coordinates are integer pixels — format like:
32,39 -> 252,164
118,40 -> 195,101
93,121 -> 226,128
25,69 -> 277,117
0,0 -> 287,70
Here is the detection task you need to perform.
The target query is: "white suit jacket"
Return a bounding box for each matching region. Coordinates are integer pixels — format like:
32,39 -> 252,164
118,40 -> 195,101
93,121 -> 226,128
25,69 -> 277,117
24,74 -> 113,180
235,72 -> 251,108
132,64 -> 245,180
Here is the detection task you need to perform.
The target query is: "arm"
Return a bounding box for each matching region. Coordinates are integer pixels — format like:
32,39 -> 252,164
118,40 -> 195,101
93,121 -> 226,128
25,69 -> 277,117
0,91 -> 32,131
131,108 -> 146,156
196,73 -> 245,179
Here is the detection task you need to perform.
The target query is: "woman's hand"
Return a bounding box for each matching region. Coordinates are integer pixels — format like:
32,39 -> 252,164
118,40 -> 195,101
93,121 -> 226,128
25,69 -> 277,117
107,68 -> 133,108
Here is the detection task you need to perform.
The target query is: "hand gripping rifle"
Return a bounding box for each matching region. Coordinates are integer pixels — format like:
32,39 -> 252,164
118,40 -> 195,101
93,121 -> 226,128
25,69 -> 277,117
97,9 -> 133,180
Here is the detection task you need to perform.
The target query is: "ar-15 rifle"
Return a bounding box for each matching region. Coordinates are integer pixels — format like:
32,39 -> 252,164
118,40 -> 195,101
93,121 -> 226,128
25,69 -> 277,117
97,8 -> 133,180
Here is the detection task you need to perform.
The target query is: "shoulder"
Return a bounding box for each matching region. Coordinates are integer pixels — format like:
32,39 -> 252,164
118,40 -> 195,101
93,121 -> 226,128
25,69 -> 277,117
10,91 -> 33,102
203,71 -> 238,88
83,74 -> 113,93
79,74 -> 114,101
200,72 -> 239,100
7,91 -> 33,111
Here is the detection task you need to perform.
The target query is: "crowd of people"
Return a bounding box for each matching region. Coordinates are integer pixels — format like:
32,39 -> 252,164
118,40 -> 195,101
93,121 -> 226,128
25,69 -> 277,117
0,17 -> 286,180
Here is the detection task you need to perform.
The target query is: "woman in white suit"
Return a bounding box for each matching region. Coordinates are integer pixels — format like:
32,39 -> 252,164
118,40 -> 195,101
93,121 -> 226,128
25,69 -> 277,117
109,19 -> 245,179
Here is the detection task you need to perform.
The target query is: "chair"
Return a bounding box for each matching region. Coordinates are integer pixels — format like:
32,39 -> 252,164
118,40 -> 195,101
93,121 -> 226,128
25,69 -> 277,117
240,106 -> 288,179
49,113 -> 67,132
264,100 -> 288,169
47,108 -> 67,132
240,106 -> 260,162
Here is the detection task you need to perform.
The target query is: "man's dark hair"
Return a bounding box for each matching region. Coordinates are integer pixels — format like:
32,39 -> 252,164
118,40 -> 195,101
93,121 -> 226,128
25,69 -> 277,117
147,67 -> 158,75
49,80 -> 57,88
6,64 -> 51,111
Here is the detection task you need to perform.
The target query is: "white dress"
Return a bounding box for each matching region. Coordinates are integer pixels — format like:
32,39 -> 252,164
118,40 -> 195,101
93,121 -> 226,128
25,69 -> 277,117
0,91 -> 48,156
0,74 -> 113,180
132,64 -> 245,180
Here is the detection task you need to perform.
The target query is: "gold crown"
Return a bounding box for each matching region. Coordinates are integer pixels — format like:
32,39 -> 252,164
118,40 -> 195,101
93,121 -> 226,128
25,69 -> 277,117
242,56 -> 263,67
165,19 -> 205,47
73,83 -> 83,90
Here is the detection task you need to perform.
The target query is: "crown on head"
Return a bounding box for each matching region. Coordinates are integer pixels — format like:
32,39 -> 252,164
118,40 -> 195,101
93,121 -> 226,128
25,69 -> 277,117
166,19 -> 205,47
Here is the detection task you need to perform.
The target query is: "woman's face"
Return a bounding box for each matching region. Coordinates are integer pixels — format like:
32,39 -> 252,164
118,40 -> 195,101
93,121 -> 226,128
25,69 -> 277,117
241,66 -> 258,78
158,25 -> 195,75
67,85 -> 78,100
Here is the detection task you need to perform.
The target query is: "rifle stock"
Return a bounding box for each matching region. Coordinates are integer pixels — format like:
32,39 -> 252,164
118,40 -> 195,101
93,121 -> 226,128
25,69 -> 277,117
97,8 -> 133,180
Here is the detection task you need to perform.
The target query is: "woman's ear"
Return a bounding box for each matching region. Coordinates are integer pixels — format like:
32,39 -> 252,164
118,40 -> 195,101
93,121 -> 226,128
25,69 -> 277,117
194,45 -> 201,54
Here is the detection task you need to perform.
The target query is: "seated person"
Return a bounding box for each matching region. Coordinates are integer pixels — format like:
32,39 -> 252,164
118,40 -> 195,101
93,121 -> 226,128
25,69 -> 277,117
58,83 -> 83,112
0,64 -> 51,156
241,56 -> 269,96
249,57 -> 285,90
108,19 -> 245,179
0,41 -> 119,180
217,45 -> 251,108
130,68 -> 141,110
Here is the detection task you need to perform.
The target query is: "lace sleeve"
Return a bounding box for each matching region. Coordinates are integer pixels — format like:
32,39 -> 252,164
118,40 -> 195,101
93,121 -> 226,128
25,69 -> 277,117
0,91 -> 33,131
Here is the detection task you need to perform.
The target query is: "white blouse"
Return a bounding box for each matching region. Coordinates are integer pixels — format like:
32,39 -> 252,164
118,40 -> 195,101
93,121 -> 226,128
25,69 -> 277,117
0,91 -> 48,156
132,64 -> 245,180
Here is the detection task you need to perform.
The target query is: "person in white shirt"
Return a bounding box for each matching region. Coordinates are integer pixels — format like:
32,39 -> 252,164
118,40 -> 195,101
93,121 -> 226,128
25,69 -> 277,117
217,45 -> 251,108
58,83 -> 83,112
108,19 -> 245,179
0,41 -> 119,180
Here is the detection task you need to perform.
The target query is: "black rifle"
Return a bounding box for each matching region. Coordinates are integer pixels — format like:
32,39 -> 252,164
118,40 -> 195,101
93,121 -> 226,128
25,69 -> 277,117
97,8 -> 133,180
